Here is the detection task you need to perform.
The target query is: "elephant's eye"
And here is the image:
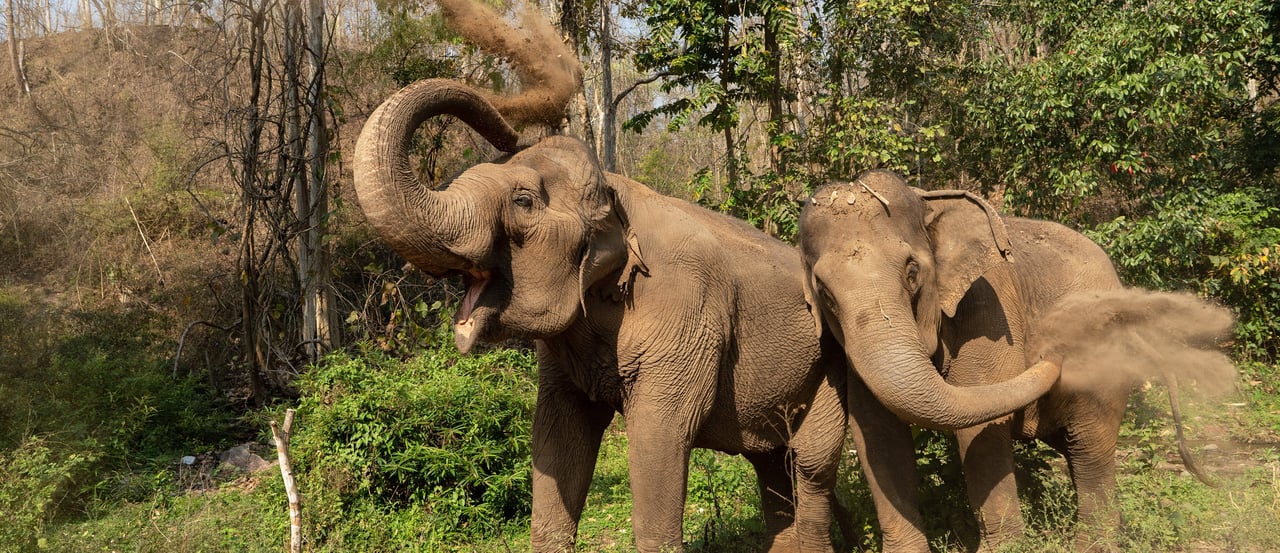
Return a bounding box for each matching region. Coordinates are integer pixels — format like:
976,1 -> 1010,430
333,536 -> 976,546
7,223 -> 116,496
512,191 -> 535,209
905,259 -> 921,293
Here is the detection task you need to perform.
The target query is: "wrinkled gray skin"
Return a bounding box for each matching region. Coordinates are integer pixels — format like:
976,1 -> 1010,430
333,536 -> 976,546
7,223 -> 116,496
799,170 -> 1143,552
352,81 -> 1060,552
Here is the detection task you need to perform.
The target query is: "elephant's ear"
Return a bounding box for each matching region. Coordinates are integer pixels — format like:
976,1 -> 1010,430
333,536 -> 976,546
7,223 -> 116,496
918,190 -> 1013,318
577,193 -> 646,309
801,269 -> 825,339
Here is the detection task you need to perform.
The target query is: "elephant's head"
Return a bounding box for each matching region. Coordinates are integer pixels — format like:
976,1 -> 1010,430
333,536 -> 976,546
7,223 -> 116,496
798,170 -> 1059,430
354,79 -> 634,353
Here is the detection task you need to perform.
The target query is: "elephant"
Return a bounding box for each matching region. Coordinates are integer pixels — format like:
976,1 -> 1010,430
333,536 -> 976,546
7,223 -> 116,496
350,78 -> 1065,552
797,170 -> 1233,551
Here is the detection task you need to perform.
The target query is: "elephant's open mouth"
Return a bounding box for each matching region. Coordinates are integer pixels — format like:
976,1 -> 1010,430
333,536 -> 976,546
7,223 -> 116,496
453,269 -> 494,353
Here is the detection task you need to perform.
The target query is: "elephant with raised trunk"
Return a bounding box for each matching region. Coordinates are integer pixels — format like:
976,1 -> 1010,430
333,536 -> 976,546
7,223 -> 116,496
350,73 -> 1069,550
798,170 -> 1233,551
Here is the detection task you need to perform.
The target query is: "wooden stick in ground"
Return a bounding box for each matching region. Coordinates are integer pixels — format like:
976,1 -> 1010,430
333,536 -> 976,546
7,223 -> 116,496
270,408 -> 301,553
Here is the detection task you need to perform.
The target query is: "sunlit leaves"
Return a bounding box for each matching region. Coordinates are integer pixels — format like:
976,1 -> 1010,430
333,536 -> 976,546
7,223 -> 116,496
630,0 -> 798,134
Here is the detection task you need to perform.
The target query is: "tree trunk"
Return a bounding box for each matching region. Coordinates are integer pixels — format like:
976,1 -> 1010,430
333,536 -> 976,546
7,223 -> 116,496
7,0 -> 27,96
285,0 -> 316,363
270,409 -> 302,553
78,0 -> 91,28
240,4 -> 269,406
764,5 -> 782,174
719,0 -> 737,188
304,0 -> 336,358
599,0 -> 616,172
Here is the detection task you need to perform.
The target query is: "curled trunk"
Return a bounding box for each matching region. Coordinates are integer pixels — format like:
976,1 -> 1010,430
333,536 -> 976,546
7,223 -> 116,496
840,301 -> 1059,431
353,79 -> 520,275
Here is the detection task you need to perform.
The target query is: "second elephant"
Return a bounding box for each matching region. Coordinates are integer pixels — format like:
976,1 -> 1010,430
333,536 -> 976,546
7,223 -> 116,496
798,170 -> 1233,552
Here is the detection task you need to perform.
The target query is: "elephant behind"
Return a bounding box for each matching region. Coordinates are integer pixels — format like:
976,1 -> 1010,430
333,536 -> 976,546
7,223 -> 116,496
798,170 -> 1235,552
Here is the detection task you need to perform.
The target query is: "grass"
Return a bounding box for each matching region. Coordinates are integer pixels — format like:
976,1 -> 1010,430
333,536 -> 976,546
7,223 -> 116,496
45,474 -> 286,553
29,355 -> 1280,553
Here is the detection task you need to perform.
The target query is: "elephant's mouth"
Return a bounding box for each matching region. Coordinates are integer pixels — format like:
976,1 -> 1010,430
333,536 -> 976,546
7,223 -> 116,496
454,269 -> 497,353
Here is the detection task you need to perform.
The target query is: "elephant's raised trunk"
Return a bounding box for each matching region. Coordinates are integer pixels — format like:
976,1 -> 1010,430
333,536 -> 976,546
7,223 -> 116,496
840,299 -> 1059,431
353,79 -> 520,276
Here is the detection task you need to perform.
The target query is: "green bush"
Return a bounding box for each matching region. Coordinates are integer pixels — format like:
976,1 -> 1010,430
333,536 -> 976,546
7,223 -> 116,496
292,344 -> 538,548
0,436 -> 96,551
1088,187 -> 1280,361
0,293 -> 238,521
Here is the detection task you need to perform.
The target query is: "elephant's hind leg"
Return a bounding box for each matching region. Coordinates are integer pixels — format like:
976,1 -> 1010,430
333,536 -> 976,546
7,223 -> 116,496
747,449 -> 801,551
1062,414 -> 1124,552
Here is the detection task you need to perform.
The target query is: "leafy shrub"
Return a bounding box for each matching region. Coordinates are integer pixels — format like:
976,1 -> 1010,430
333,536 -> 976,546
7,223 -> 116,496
0,436 -> 96,551
292,344 -> 537,548
1088,187 -> 1280,361
0,294 -> 238,516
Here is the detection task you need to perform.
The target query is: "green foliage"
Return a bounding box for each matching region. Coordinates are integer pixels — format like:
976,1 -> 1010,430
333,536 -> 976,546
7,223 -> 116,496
912,430 -> 977,549
684,448 -> 765,550
0,292 -> 238,533
1088,187 -> 1280,360
807,97 -> 945,182
630,0 -> 797,135
0,437 -> 97,551
291,344 -> 538,548
362,9 -> 459,86
690,165 -> 804,241
956,0 -> 1270,217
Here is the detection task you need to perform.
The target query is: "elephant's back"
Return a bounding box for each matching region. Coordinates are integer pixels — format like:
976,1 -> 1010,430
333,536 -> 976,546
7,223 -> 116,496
1006,217 -> 1122,321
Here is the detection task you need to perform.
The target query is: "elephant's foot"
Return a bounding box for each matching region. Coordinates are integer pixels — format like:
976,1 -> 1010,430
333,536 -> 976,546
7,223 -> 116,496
530,533 -> 576,553
761,525 -> 835,553
880,529 -> 929,553
763,526 -> 799,553
976,517 -> 1025,552
633,536 -> 684,553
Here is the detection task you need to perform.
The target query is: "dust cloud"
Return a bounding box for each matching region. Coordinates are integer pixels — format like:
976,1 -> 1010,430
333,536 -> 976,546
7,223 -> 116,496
1028,288 -> 1238,397
436,0 -> 583,129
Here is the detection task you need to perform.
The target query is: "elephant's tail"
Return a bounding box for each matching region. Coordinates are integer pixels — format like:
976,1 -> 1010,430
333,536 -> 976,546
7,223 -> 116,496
1029,288 -> 1236,487
1166,374 -> 1218,487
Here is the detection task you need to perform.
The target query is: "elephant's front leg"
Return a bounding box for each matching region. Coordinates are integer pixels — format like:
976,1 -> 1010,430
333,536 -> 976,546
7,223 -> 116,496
846,375 -> 929,553
779,377 -> 846,553
530,369 -> 615,552
1059,401 -> 1125,553
623,381 -> 716,552
745,448 -> 797,547
954,417 -> 1024,549
623,403 -> 699,552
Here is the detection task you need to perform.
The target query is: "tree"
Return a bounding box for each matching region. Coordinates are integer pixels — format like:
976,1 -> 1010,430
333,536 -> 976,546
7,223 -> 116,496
191,0 -> 341,403
630,0 -> 797,188
6,0 -> 29,95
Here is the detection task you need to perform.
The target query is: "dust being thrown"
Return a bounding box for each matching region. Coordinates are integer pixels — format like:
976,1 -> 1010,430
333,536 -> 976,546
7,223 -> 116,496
1028,288 -> 1237,397
436,0 -> 583,129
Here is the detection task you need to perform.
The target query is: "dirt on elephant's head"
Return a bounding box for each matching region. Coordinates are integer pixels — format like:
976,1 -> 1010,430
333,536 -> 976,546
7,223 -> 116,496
436,0 -> 583,129
1028,288 -> 1238,397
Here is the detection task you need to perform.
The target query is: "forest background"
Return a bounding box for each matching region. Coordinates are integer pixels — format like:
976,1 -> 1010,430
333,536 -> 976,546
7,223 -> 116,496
1,0 -> 1279,550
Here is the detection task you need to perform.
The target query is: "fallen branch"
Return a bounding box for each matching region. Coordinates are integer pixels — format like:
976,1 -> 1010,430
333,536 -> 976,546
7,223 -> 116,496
123,195 -> 165,286
270,408 -> 302,553
172,319 -> 240,378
